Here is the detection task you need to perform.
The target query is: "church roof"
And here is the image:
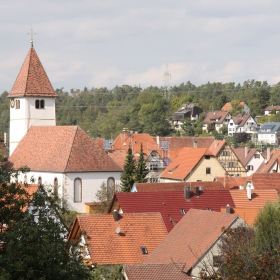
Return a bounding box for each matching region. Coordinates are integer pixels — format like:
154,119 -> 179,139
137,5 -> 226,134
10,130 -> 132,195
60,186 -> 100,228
7,126 -> 122,172
8,47 -> 57,98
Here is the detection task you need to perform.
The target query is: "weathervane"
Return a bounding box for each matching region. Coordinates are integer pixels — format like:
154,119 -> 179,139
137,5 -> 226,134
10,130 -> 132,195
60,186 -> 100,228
27,27 -> 36,48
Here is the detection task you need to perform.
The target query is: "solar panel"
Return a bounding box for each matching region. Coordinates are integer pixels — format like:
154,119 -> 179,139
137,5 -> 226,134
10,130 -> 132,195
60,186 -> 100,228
262,124 -> 275,130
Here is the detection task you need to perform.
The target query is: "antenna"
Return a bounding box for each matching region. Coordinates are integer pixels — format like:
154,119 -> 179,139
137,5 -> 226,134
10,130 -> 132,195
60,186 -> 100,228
163,63 -> 171,98
115,227 -> 120,234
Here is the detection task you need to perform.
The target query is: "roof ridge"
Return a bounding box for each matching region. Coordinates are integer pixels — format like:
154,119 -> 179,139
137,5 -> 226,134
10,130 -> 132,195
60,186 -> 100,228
63,126 -> 78,172
24,48 -> 32,95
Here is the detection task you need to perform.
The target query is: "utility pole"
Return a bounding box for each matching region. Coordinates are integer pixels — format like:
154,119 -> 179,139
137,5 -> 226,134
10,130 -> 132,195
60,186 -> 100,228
163,63 -> 171,98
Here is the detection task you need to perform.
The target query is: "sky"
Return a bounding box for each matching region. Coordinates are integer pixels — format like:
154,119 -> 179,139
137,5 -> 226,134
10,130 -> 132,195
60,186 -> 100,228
1,0 -> 280,92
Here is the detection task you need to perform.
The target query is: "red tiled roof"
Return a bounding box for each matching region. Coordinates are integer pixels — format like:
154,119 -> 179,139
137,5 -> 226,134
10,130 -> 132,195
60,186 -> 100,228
264,106 -> 280,111
109,190 -> 235,232
231,114 -> 250,127
68,213 -> 168,265
154,136 -> 214,160
144,209 -> 239,272
256,150 -> 280,173
216,176 -> 247,189
106,149 -> 126,170
231,147 -> 258,166
251,173 -> 280,189
160,148 -> 213,180
221,101 -> 245,111
135,182 -> 225,192
229,189 -> 278,208
208,140 -> 226,156
112,133 -> 160,157
123,263 -> 192,280
8,47 -> 57,97
8,126 -> 121,172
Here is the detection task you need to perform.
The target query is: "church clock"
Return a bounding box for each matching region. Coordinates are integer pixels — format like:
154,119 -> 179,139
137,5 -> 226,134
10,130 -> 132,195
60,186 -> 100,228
10,99 -> 15,108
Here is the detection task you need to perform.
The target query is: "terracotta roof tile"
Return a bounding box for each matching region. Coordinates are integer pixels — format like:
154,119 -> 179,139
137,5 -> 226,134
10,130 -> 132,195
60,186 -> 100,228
203,111 -> 230,124
216,176 -> 247,189
109,190 -> 235,232
231,147 -> 258,166
8,47 -> 57,97
256,150 -> 280,173
123,263 -> 192,280
160,148 -> 212,180
134,182 -> 225,192
106,150 -> 126,170
144,209 -> 239,272
154,136 -> 215,160
251,173 -> 280,189
208,140 -> 226,156
221,101 -> 245,111
69,213 -> 168,265
8,126 -> 121,172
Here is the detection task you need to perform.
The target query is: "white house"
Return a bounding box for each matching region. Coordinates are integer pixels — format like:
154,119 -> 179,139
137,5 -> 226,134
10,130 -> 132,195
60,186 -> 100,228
257,122 -> 280,145
203,111 -> 231,133
264,106 -> 280,115
228,114 -> 258,136
7,42 -> 122,213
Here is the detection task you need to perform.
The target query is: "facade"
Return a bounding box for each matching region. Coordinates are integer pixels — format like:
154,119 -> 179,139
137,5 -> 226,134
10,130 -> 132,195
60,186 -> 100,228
202,111 -> 231,133
264,106 -> 280,115
257,122 -> 280,144
228,114 -> 258,136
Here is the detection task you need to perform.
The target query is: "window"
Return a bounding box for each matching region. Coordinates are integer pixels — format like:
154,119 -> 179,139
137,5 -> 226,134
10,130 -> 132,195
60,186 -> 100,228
205,155 -> 210,160
227,162 -> 236,168
149,178 -> 158,183
23,175 -> 27,183
35,99 -> 45,109
213,255 -> 222,267
150,164 -> 158,171
247,165 -> 254,171
221,151 -> 230,156
38,176 -> 42,184
140,247 -> 148,254
254,154 -> 260,159
107,177 -> 115,194
54,177 -> 58,196
15,100 -> 20,109
180,208 -> 186,215
74,178 -> 82,202
206,167 -> 211,174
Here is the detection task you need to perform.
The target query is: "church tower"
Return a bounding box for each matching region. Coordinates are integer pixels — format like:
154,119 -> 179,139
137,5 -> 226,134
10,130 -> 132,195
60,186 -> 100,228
8,41 -> 57,155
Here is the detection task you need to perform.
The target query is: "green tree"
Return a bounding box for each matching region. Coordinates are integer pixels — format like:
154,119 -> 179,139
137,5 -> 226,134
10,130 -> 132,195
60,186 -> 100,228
135,143 -> 148,183
181,119 -> 195,136
95,181 -> 116,213
120,147 -> 136,192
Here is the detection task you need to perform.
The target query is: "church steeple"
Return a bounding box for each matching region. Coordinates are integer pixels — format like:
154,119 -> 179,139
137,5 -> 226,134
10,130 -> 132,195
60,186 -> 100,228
8,47 -> 57,98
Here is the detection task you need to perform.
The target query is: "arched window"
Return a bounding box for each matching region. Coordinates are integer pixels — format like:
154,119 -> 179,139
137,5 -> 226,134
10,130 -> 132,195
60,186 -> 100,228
38,176 -> 42,185
23,175 -> 27,184
15,100 -> 20,109
74,178 -> 82,202
40,100 -> 45,109
54,177 -> 58,196
35,100 -> 40,109
107,177 -> 115,195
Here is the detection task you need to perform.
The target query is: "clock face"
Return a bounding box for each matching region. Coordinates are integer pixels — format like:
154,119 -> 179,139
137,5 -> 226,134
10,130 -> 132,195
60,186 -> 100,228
10,99 -> 15,108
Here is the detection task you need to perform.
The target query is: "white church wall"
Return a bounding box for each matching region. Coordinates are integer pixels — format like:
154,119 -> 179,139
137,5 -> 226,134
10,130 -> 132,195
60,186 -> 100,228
65,172 -> 122,213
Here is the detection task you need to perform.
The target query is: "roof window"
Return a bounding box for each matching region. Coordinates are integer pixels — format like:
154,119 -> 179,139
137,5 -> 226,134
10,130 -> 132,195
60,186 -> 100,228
180,208 -> 186,215
140,247 -> 148,255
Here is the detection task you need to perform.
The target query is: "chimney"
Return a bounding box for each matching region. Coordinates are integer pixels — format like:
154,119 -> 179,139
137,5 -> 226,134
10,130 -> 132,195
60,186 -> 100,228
247,183 -> 252,200
226,204 -> 231,214
195,186 -> 199,197
267,148 -> 270,161
156,136 -> 160,146
184,187 -> 190,200
245,146 -> 248,157
113,209 -> 119,222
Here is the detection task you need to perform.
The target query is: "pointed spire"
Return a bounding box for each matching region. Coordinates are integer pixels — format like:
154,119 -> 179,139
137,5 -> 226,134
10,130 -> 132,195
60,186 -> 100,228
8,47 -> 58,97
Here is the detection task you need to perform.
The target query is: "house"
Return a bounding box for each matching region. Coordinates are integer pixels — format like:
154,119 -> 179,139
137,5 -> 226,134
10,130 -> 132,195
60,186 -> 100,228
143,209 -> 244,278
221,188 -> 279,226
256,149 -> 280,173
231,146 -> 264,176
208,140 -> 247,177
221,101 -> 250,114
123,263 -> 192,280
67,212 -> 168,265
159,148 -> 226,183
131,181 -> 225,192
153,136 -> 215,161
7,126 -> 122,213
228,114 -> 258,136
108,190 -> 235,232
172,103 -> 203,129
202,111 -> 231,133
264,105 -> 280,115
257,122 -> 280,145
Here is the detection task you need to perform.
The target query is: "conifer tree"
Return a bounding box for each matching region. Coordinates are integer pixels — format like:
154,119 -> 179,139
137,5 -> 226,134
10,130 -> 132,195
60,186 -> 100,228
120,146 -> 136,192
135,143 -> 148,183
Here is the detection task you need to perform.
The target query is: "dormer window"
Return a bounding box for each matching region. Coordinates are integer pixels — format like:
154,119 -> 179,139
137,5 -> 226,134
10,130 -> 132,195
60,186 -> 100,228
140,247 -> 148,254
35,99 -> 45,109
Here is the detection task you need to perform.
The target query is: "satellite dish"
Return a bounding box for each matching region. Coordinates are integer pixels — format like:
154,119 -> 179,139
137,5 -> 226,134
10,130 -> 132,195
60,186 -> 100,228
116,227 -> 120,234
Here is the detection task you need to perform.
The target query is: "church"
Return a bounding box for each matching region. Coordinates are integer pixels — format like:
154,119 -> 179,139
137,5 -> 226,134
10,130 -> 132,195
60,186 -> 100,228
7,40 -> 122,213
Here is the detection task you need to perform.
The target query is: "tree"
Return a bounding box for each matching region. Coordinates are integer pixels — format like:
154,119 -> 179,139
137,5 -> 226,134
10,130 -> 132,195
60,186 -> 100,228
135,143 -> 148,183
120,147 -> 136,192
95,181 -> 116,213
0,170 -> 92,279
181,119 -> 195,136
